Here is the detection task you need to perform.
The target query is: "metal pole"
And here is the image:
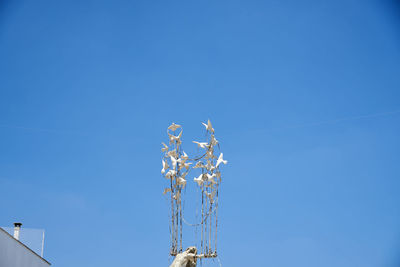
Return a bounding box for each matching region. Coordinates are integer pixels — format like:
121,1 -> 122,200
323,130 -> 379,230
41,230 -> 45,258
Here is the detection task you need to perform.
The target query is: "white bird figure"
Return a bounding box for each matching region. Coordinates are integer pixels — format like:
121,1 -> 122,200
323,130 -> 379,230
177,177 -> 187,188
205,190 -> 217,203
205,149 -> 214,160
161,142 -> 169,152
194,174 -> 205,186
193,141 -> 208,149
163,188 -> 171,195
193,161 -> 206,169
169,130 -> 182,145
206,160 -> 215,172
165,170 -> 176,179
173,191 -> 181,200
206,173 -> 217,184
161,159 -> 169,174
202,119 -> 215,133
177,155 -> 187,164
167,149 -> 178,158
179,161 -> 192,171
168,133 -> 174,144
168,123 -> 182,131
210,135 -> 218,146
176,130 -> 183,145
180,171 -> 188,179
216,153 -> 228,168
176,130 -> 182,140
170,156 -> 177,170
181,151 -> 189,161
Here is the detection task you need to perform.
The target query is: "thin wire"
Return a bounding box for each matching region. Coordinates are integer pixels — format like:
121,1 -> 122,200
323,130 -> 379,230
205,187 -> 208,253
201,188 -> 204,255
180,188 -> 183,252
164,194 -> 173,254
170,178 -> 175,253
181,205 -> 218,226
195,184 -> 199,252
177,190 -> 179,252
215,188 -> 218,253
209,202 -> 212,254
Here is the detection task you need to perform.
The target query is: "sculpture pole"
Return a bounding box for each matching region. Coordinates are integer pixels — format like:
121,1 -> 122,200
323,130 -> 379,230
162,120 -> 227,266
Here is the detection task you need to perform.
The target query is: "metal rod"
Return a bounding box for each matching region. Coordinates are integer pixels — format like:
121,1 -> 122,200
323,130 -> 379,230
41,230 -> 45,258
202,187 -> 204,255
179,188 -> 183,252
215,187 -> 218,253
205,187 -> 208,253
209,201 -> 212,254
170,178 -> 175,253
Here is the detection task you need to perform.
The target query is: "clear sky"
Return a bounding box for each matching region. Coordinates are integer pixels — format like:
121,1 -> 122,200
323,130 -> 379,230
1,0 -> 400,266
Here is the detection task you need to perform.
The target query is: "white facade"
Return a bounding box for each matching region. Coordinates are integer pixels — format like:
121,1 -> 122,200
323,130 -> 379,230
0,227 -> 50,267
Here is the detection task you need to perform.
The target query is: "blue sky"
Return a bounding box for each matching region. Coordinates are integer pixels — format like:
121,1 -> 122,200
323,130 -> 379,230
1,0 -> 400,266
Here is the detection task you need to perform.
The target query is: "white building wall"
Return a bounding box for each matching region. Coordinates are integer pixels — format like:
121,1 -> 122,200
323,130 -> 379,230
0,228 -> 50,267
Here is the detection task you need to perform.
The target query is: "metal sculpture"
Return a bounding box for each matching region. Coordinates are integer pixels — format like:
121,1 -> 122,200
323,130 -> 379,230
161,120 -> 227,261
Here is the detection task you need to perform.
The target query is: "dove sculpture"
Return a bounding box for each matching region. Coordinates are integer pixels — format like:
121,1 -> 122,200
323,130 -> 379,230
162,120 -> 225,258
168,131 -> 182,145
205,190 -> 217,203
193,141 -> 208,149
177,177 -> 187,188
165,170 -> 176,179
170,156 -> 177,170
181,151 -> 189,161
163,188 -> 171,195
205,149 -> 215,160
216,153 -> 228,168
173,191 -> 181,200
205,160 -> 215,172
168,123 -> 181,131
161,142 -> 169,152
202,119 -> 215,133
194,174 -> 205,186
180,171 -> 188,179
161,159 -> 169,174
206,173 -> 217,184
193,161 -> 206,169
177,156 -> 187,164
210,135 -> 218,146
167,149 -> 178,158
179,161 -> 192,171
